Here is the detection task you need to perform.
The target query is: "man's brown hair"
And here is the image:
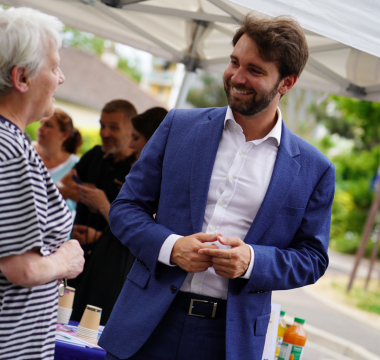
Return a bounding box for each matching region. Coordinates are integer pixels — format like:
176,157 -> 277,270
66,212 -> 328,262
102,99 -> 137,120
232,14 -> 309,79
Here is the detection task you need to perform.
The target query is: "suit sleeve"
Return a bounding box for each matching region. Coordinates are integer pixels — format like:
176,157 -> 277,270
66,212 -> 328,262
242,162 -> 335,293
109,110 -> 176,274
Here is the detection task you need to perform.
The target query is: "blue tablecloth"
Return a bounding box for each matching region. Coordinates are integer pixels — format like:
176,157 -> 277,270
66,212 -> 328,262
55,321 -> 106,360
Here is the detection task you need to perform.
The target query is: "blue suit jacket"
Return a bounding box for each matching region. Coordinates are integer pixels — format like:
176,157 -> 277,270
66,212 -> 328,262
99,107 -> 335,360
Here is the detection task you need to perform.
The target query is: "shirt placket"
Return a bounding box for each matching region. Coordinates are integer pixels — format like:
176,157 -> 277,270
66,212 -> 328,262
207,123 -> 253,239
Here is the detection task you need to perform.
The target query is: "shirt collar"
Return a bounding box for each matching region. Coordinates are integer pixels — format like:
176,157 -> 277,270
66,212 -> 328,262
224,106 -> 282,146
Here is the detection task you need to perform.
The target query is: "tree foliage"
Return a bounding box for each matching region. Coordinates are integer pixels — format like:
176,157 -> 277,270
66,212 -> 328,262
312,96 -> 380,150
117,57 -> 141,83
186,73 -> 227,108
62,26 -> 141,83
312,95 -> 380,258
62,27 -> 106,56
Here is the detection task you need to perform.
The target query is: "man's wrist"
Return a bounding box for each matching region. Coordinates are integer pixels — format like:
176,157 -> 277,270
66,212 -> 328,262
240,245 -> 254,279
158,234 -> 182,266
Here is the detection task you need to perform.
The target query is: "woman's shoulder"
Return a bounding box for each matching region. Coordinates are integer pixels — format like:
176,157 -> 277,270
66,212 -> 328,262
0,118 -> 28,161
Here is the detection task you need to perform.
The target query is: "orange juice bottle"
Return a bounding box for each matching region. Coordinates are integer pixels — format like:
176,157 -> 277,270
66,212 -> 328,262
275,311 -> 287,358
278,317 -> 307,360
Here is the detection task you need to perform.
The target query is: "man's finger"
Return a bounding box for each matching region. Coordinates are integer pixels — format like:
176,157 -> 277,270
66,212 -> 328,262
197,232 -> 223,243
198,242 -> 219,250
198,248 -> 232,258
217,236 -> 242,247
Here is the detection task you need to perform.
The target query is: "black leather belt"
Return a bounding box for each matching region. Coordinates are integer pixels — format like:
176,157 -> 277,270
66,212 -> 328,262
171,291 -> 227,319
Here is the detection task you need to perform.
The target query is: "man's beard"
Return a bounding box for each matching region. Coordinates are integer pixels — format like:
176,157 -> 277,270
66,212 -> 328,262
224,78 -> 280,117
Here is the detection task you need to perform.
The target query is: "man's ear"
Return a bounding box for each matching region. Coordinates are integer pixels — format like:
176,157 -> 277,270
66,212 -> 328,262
278,75 -> 297,95
11,66 -> 29,93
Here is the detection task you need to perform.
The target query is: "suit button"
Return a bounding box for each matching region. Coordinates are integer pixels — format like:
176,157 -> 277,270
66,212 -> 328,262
170,285 -> 177,293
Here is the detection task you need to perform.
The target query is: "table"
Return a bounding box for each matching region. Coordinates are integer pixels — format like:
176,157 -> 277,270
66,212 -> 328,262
55,321 -> 106,360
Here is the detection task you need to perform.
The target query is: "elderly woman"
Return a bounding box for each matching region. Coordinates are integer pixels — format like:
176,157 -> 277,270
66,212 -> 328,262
0,7 -> 84,360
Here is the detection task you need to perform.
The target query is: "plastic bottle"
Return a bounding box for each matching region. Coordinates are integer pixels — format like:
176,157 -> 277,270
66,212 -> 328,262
275,310 -> 287,358
278,317 -> 307,360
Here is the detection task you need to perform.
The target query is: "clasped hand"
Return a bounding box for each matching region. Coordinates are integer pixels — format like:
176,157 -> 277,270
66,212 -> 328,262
170,233 -> 251,279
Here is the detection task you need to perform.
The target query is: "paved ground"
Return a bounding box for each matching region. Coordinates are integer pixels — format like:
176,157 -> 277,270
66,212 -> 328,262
271,249 -> 380,359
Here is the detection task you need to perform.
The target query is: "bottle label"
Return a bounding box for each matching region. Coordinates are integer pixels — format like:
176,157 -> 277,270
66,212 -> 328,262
278,342 -> 304,360
275,336 -> 284,358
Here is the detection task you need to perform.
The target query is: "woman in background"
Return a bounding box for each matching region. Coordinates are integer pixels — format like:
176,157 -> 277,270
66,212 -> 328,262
34,108 -> 82,217
34,108 -> 82,182
129,106 -> 168,161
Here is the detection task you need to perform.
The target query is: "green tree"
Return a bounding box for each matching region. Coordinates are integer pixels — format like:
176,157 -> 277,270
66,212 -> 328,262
62,26 -> 106,56
118,57 -> 141,83
311,95 -> 380,258
62,26 -> 141,83
187,73 -> 227,108
312,96 -> 380,150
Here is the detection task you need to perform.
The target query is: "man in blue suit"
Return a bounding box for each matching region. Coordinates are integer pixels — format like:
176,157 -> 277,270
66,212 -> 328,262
99,14 -> 335,360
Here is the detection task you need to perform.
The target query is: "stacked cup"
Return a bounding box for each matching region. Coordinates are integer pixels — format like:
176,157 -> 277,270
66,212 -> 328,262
76,305 -> 102,343
57,286 -> 75,324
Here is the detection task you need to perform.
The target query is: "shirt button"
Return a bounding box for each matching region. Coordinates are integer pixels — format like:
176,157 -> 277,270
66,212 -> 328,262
239,150 -> 243,155
219,200 -> 225,206
229,175 -> 234,181
194,280 -> 199,285
234,125 -> 239,129
210,226 -> 216,231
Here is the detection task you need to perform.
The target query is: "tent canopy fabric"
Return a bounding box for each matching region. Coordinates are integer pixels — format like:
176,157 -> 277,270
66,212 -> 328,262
3,0 -> 380,102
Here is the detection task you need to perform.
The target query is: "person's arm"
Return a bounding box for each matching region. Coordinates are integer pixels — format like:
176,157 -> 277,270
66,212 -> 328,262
109,110 -> 181,274
246,163 -> 335,292
200,163 -> 334,290
0,240 -> 84,288
71,225 -> 102,246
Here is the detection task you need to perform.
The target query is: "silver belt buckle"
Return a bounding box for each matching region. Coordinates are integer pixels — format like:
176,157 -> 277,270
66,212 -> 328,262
189,299 -> 217,318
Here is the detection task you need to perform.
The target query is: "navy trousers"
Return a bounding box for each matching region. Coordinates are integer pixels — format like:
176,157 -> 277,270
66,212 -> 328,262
105,297 -> 226,360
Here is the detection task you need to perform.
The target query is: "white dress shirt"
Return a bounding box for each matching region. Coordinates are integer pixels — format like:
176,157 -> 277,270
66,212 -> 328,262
158,106 -> 282,299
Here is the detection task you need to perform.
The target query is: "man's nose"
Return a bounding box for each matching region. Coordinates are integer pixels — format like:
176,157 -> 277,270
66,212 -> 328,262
101,128 -> 110,138
231,67 -> 247,85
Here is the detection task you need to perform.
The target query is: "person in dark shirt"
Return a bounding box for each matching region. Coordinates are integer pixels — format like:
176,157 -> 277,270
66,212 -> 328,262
58,99 -> 137,324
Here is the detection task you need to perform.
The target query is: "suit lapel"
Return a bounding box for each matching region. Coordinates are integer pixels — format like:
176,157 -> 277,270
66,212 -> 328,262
190,107 -> 226,233
244,122 -> 301,244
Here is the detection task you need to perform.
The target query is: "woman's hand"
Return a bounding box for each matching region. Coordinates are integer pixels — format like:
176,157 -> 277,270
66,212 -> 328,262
71,225 -> 102,246
54,239 -> 85,279
77,185 -> 110,222
0,240 -> 85,287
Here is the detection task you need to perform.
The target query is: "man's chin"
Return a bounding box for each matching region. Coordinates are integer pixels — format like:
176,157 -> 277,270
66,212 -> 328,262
101,145 -> 115,153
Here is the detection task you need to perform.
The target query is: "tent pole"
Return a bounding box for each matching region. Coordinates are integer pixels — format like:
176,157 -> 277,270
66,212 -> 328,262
174,70 -> 193,109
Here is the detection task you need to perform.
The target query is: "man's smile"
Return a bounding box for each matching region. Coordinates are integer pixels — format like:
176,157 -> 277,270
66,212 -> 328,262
231,86 -> 254,96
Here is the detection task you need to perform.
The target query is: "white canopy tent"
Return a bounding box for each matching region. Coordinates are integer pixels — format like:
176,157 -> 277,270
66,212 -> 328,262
3,0 -> 380,104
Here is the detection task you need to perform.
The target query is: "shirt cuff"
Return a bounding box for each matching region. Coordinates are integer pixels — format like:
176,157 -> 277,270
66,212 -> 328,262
240,245 -> 254,279
158,234 -> 182,266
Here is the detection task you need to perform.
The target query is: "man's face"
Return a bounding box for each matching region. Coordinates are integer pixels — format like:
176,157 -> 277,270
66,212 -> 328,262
99,111 -> 131,155
223,34 -> 282,117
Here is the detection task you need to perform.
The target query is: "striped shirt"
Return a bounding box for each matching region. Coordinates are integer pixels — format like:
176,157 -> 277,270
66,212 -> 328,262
0,116 -> 72,359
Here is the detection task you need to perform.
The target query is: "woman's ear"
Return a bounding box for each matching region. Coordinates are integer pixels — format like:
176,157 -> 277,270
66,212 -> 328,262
11,66 -> 29,93
61,132 -> 70,143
